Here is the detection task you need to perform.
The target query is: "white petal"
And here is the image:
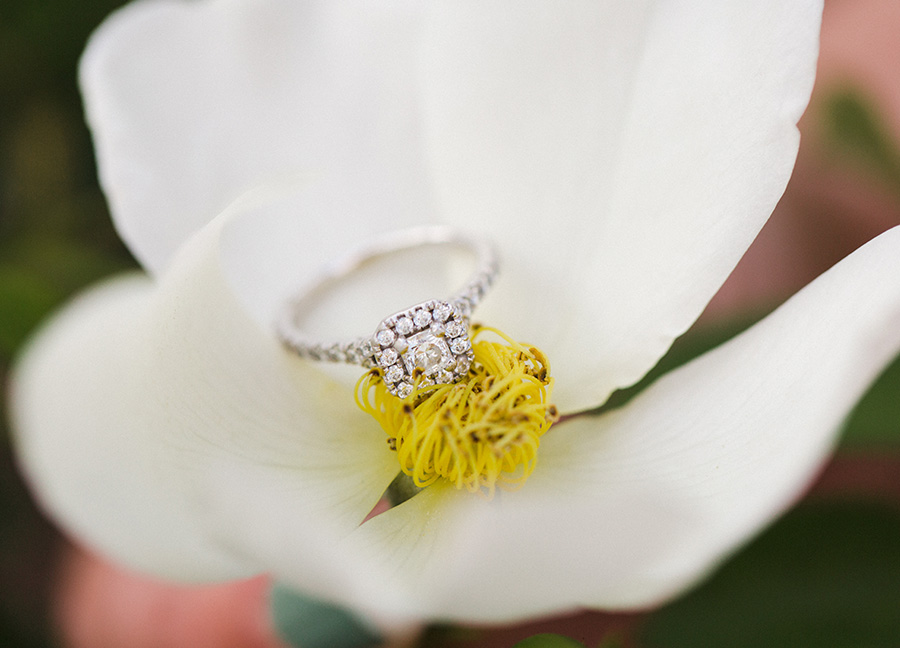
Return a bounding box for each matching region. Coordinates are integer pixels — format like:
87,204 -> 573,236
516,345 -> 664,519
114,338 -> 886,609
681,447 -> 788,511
83,0 -> 822,413
10,275 -> 250,580
344,225 -> 900,623
420,0 -> 823,411
80,0 -> 435,275
10,204 -> 399,594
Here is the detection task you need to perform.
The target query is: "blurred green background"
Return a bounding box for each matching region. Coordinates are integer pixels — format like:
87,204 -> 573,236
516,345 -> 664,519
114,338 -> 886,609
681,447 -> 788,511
1,1 -> 134,645
2,1 -> 900,647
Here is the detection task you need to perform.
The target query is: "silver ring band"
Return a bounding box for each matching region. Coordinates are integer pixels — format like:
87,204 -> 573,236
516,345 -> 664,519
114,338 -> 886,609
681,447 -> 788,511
277,226 -> 499,397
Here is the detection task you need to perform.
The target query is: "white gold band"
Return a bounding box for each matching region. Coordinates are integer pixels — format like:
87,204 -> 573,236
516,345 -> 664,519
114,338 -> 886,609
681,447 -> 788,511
277,226 -> 499,397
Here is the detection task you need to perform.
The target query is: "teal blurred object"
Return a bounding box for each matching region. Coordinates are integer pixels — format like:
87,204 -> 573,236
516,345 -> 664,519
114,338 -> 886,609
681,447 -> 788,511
271,583 -> 383,648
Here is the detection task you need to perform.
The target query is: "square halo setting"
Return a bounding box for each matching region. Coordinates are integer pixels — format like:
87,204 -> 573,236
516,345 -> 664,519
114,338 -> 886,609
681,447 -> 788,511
372,300 -> 474,398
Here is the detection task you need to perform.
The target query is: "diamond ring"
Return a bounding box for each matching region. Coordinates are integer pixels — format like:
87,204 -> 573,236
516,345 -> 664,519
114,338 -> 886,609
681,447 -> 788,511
277,227 -> 499,398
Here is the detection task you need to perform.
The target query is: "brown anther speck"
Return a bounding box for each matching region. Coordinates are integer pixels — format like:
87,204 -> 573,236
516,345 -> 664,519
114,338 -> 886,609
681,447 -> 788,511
546,405 -> 560,422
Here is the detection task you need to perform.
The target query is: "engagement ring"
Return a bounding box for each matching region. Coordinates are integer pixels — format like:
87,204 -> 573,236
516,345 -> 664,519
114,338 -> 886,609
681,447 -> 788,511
277,227 -> 498,398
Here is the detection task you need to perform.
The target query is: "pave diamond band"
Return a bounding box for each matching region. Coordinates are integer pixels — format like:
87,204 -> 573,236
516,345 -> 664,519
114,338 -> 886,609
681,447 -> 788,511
277,227 -> 499,397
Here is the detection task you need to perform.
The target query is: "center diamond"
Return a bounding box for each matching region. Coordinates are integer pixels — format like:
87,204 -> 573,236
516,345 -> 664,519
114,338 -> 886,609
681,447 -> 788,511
404,330 -> 453,377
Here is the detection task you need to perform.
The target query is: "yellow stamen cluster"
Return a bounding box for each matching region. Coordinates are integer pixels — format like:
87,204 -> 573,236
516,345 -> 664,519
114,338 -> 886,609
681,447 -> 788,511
356,325 -> 558,496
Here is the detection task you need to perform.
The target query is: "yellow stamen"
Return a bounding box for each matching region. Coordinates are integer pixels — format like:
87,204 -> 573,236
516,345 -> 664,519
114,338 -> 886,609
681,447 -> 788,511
356,325 -> 559,497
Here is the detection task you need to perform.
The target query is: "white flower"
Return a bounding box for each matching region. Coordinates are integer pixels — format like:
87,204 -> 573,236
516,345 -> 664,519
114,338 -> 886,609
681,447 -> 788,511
10,0 -> 900,626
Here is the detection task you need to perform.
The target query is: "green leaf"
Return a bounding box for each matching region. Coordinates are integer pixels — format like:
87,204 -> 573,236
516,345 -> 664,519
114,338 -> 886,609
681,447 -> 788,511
3,236 -> 135,296
639,501 -> 900,648
0,268 -> 60,359
821,89 -> 900,194
593,313 -> 760,414
595,312 -> 900,447
513,633 -> 586,648
841,353 -> 900,447
385,471 -> 424,506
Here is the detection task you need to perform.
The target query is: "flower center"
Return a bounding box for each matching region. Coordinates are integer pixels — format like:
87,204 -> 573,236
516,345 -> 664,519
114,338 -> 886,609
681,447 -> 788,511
356,325 -> 558,496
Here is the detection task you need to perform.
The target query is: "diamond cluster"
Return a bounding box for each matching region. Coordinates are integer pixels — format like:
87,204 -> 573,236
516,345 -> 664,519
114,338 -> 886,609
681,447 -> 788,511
372,300 -> 473,398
